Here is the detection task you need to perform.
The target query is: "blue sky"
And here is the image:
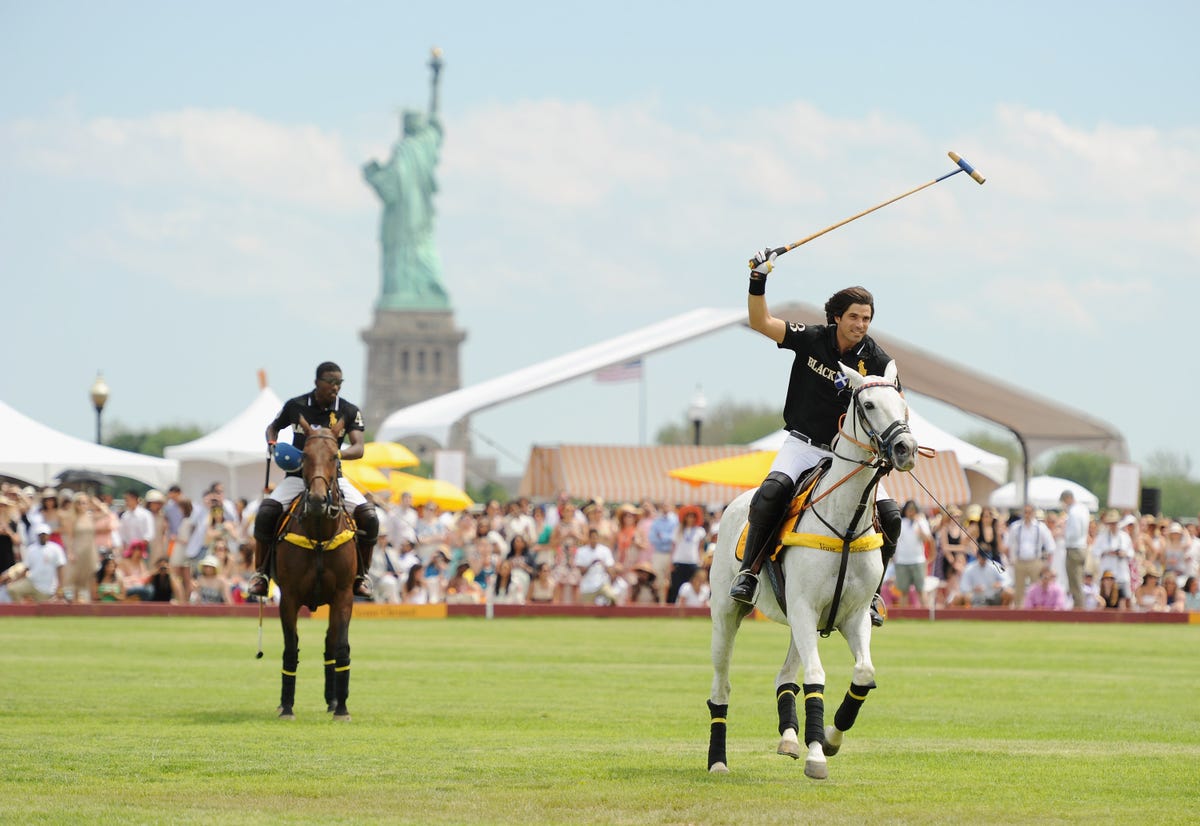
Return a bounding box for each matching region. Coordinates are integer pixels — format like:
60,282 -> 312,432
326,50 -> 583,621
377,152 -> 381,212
3,1 -> 1198,484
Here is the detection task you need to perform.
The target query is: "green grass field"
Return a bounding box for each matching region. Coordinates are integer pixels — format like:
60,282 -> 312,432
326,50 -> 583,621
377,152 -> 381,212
1,615 -> 1197,825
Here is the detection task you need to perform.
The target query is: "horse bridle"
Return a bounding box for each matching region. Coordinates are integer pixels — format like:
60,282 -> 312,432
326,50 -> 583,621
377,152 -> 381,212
301,429 -> 343,520
836,380 -> 911,471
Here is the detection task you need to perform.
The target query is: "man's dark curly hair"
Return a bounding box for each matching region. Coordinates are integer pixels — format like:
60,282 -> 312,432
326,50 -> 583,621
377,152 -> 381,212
824,287 -> 874,325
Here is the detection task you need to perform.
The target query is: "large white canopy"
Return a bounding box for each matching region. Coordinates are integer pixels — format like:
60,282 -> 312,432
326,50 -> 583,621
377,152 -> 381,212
164,387 -> 291,502
376,305 -> 1126,479
989,475 -> 1100,512
0,400 -> 178,490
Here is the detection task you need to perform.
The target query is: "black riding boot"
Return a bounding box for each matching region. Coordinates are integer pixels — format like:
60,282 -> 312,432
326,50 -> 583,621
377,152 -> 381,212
871,498 -> 902,627
247,499 -> 283,597
352,503 -> 378,599
729,471 -> 794,606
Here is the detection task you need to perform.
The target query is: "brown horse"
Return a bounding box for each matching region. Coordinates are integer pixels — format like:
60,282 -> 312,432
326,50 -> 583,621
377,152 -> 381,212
275,415 -> 358,721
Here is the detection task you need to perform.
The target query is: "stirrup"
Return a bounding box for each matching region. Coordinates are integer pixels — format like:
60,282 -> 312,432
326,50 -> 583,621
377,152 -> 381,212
729,571 -> 759,606
247,573 -> 269,597
869,593 -> 886,627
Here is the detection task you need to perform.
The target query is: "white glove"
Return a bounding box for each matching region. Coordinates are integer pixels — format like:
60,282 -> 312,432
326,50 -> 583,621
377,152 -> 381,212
749,247 -> 777,276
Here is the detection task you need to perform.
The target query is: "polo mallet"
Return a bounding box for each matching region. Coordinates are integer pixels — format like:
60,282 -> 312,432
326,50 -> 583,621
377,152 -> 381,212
751,151 -> 986,268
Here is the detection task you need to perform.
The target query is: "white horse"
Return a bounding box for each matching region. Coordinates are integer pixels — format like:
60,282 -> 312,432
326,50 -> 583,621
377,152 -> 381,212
706,360 -> 918,780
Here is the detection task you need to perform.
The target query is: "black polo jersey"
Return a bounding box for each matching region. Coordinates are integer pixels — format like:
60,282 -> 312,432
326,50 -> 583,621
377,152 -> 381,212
269,393 -> 365,478
777,322 -> 899,448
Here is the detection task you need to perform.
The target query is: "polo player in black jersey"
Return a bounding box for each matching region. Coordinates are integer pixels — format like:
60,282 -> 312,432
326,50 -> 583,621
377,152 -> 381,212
246,361 -> 379,599
728,249 -> 903,626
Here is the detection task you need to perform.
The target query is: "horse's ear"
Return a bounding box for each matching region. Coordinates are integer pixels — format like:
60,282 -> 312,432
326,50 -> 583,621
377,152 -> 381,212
298,415 -> 312,433
332,418 -> 346,438
838,362 -> 864,390
883,360 -> 898,384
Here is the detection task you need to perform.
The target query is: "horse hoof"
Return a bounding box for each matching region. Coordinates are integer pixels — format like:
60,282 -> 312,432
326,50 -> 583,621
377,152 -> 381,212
277,707 -> 295,720
333,713 -> 351,722
327,703 -> 337,713
777,734 -> 801,759
708,762 -> 729,774
823,725 -> 844,756
804,758 -> 828,780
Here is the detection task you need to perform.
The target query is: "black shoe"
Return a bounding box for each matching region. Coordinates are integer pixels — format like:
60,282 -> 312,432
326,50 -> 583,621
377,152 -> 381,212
869,594 -> 886,627
247,573 -> 269,597
353,576 -> 373,599
729,572 -> 759,606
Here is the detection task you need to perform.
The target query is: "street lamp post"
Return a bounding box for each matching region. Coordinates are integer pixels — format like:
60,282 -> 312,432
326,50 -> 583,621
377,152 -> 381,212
90,372 -> 109,445
687,386 -> 707,447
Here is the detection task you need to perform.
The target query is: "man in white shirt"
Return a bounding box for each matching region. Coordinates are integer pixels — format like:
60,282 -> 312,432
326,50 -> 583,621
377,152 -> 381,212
575,528 -> 617,606
1059,490 -> 1091,609
1092,510 -> 1134,605
1006,504 -> 1057,609
956,552 -> 1012,607
5,524 -> 66,602
117,490 -> 156,562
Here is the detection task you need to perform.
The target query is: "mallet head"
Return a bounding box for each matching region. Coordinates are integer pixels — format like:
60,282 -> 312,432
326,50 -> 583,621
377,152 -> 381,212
948,151 -> 986,184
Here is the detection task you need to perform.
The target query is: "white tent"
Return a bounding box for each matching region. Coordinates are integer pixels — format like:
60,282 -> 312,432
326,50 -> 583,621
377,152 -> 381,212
989,475 -> 1100,512
0,400 -> 178,490
164,387 -> 290,502
747,406 -> 1010,485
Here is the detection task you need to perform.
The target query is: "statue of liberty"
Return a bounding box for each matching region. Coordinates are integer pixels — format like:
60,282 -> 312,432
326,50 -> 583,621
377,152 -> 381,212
363,49 -> 450,311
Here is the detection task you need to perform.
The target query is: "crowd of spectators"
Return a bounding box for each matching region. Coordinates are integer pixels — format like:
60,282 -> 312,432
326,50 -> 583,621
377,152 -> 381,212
880,490 -> 1200,613
4,479 -> 1199,615
1,481 -> 253,606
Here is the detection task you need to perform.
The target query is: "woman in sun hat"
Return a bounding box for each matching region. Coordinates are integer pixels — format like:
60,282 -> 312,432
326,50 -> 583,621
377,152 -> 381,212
191,554 -> 230,604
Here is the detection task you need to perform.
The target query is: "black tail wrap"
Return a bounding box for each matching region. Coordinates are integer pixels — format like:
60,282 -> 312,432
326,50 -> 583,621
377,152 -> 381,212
707,700 -> 729,769
776,682 -> 800,736
802,682 -> 825,747
833,681 -> 875,733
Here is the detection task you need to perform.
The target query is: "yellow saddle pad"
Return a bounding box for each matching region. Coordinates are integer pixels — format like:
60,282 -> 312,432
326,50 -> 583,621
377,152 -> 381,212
735,472 -> 883,560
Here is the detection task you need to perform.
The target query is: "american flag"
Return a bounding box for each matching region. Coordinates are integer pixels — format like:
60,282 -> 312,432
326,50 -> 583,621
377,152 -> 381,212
595,359 -> 643,383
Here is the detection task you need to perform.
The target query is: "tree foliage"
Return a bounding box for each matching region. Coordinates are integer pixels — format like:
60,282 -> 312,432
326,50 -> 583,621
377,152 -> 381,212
958,430 -> 1022,482
106,423 -> 206,458
655,399 -> 783,446
1038,451 -> 1113,506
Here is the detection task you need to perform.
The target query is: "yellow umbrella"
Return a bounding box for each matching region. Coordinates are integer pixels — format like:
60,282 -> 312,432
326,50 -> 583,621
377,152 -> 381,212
361,441 -> 420,469
668,450 -> 775,489
339,459 -> 391,492
389,472 -> 474,511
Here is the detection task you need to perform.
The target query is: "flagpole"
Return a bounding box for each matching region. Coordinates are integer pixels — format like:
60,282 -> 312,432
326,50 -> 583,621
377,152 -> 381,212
638,365 -> 646,446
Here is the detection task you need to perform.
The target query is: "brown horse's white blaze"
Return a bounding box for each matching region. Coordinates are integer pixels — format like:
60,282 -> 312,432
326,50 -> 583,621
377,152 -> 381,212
706,361 -> 914,780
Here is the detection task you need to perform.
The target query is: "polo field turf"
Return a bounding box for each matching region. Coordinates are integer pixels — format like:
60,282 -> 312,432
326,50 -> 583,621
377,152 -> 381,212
2,616 -> 1197,824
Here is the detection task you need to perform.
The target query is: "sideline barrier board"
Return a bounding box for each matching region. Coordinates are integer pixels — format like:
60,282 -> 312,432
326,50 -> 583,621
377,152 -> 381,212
309,603 -> 446,620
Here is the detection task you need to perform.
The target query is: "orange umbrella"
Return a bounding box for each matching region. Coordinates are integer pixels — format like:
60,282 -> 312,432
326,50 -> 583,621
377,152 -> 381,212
668,451 -> 774,489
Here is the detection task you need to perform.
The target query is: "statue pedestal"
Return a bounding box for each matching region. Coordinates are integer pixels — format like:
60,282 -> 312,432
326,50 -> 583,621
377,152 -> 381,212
361,309 -> 468,451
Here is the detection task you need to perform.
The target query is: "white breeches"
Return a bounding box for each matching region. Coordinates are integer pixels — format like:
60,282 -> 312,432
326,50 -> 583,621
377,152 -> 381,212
769,433 -> 891,501
268,475 -> 367,509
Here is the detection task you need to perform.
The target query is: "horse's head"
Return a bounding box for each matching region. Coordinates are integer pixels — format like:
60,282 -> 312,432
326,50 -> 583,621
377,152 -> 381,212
297,415 -> 346,518
838,360 -> 918,472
